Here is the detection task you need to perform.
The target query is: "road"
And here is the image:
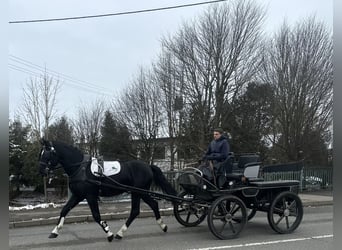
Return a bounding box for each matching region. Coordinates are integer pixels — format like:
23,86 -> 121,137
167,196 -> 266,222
9,205 -> 333,250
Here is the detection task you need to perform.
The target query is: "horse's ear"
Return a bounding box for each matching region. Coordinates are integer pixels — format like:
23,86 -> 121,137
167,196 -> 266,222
40,138 -> 51,148
40,138 -> 49,147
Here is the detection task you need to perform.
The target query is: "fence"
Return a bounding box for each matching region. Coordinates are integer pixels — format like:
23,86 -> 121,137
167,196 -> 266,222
161,167 -> 333,193
259,167 -> 332,191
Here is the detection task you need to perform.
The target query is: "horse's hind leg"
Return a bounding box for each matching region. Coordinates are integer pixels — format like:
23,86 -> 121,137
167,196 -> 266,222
86,195 -> 114,242
141,194 -> 167,233
49,194 -> 83,238
115,193 -> 141,239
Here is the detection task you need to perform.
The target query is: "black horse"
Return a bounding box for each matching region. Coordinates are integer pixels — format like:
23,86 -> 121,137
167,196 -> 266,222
38,139 -> 177,241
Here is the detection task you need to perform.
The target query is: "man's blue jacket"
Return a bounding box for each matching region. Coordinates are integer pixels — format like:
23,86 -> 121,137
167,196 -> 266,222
203,136 -> 229,163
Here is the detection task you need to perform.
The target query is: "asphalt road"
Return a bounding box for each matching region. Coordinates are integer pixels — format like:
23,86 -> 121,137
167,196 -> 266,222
9,205 -> 333,250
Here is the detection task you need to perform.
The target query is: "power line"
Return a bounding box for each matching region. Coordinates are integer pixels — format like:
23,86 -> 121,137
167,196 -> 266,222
9,64 -> 42,79
9,65 -> 114,97
9,0 -> 227,24
9,55 -> 114,93
9,57 -> 115,97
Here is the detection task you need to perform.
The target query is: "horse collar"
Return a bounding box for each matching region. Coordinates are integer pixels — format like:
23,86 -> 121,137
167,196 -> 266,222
68,154 -> 91,182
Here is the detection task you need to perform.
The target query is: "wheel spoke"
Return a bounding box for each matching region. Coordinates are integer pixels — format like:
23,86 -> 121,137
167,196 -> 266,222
212,214 -> 225,220
275,214 -> 285,225
289,211 -> 298,217
228,221 -> 236,234
220,202 -> 229,214
282,198 -> 287,209
288,200 -> 296,209
219,221 -> 227,233
178,208 -> 186,214
186,212 -> 191,223
285,216 -> 290,229
273,206 -> 283,214
229,202 -> 237,214
231,204 -> 241,216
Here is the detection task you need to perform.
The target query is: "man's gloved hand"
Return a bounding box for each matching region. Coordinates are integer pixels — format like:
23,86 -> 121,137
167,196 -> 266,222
206,153 -> 220,160
241,176 -> 249,184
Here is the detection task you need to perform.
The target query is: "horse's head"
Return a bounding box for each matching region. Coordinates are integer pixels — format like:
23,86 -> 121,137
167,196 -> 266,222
38,139 -> 60,176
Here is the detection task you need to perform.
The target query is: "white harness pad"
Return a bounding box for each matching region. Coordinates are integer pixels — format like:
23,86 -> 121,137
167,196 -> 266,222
90,157 -> 121,177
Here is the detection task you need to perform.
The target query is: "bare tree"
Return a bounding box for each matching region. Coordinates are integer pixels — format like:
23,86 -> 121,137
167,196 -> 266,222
73,99 -> 106,156
112,67 -> 163,164
20,70 -> 60,202
260,16 -> 333,162
161,0 -> 265,151
153,50 -> 186,169
21,70 -> 60,141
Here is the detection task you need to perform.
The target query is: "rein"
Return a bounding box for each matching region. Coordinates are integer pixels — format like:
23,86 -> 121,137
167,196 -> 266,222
69,156 -> 92,167
39,157 -> 90,172
68,154 -> 91,182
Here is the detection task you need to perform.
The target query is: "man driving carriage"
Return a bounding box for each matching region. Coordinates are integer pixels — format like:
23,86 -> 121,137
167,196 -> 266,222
199,128 -> 246,187
199,128 -> 229,182
202,128 -> 229,165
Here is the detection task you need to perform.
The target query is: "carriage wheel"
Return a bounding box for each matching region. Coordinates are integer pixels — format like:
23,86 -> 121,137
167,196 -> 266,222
207,195 -> 247,240
173,191 -> 208,227
267,191 -> 303,234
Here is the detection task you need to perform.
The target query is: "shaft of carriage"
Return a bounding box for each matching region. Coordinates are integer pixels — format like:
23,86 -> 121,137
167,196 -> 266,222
87,173 -> 186,204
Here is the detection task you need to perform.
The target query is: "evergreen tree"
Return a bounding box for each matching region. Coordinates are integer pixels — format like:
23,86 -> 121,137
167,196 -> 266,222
99,111 -> 135,160
46,116 -> 74,197
9,120 -> 30,195
48,116 -> 74,144
227,82 -> 274,159
21,142 -> 44,192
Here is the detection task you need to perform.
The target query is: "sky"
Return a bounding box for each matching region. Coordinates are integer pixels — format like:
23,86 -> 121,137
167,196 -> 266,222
8,0 -> 333,122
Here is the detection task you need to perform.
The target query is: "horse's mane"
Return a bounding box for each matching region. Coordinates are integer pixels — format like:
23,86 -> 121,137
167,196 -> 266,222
52,141 -> 84,156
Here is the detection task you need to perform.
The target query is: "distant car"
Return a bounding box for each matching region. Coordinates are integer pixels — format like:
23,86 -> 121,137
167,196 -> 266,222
305,176 -> 322,184
303,176 -> 324,189
9,174 -> 18,181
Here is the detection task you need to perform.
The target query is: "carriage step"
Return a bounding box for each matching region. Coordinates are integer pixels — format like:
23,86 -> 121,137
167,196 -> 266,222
249,180 -> 299,187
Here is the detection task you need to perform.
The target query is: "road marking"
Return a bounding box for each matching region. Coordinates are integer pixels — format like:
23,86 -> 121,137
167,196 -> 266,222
188,235 -> 333,250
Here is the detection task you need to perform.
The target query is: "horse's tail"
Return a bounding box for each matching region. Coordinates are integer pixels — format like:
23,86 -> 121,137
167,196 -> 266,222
150,165 -> 178,196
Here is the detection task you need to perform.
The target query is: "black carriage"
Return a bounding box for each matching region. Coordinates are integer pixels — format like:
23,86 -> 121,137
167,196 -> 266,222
89,154 -> 303,240
173,165 -> 303,240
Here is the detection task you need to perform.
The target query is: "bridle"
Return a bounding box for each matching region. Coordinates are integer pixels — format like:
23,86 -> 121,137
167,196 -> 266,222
39,146 -> 63,178
39,141 -> 92,181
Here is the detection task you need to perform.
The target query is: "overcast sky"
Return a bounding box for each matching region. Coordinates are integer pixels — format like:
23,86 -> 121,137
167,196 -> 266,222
9,0 -> 333,121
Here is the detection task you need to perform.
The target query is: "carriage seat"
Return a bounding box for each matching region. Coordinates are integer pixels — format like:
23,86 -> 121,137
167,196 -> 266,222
217,162 -> 261,188
232,154 -> 261,174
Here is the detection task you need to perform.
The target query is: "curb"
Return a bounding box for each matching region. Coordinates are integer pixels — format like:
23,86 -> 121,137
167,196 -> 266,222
9,200 -> 332,229
300,200 -> 333,207
9,209 -> 174,229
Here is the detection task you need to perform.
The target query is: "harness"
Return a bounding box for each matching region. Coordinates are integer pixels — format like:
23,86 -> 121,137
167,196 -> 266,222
68,154 -> 91,183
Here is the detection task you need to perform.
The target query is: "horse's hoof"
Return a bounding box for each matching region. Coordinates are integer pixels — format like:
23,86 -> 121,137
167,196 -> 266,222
48,233 -> 58,238
163,225 -> 168,232
107,234 -> 114,242
115,234 -> 122,240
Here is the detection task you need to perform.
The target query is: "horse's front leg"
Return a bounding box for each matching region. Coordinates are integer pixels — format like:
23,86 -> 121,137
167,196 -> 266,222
49,194 -> 82,238
86,196 -> 114,242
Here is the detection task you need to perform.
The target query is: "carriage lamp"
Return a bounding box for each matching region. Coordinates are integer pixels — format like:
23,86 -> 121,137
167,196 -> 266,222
229,181 -> 234,186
